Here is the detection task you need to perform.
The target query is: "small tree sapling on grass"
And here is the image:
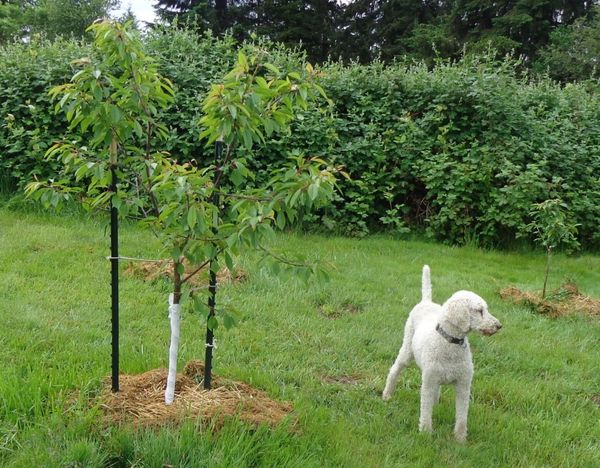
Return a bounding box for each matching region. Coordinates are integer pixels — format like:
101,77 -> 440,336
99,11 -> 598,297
146,43 -> 345,394
526,199 -> 580,298
25,20 -> 175,392
27,20 -> 344,404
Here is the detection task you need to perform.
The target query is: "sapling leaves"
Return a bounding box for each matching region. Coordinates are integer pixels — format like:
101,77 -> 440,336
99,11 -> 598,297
26,20 -> 174,217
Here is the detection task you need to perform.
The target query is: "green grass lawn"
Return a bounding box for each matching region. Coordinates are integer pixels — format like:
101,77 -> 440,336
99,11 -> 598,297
0,207 -> 599,467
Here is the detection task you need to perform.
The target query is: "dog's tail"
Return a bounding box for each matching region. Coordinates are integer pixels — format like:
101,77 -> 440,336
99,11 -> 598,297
421,265 -> 432,302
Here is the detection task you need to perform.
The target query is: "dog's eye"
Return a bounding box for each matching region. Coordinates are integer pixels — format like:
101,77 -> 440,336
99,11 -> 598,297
477,308 -> 484,316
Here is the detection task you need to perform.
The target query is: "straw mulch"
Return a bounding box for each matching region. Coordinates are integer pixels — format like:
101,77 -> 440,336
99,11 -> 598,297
124,259 -> 247,288
99,361 -> 293,428
500,282 -> 600,318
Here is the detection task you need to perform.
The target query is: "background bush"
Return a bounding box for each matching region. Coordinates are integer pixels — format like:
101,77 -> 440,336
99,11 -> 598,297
0,37 -> 92,193
1,27 -> 599,248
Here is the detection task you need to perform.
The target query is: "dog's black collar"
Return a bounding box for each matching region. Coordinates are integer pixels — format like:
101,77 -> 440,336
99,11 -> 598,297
436,323 -> 465,346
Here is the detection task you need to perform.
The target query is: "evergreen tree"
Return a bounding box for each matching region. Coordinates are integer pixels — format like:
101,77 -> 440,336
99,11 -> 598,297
155,0 -> 340,62
447,0 -> 595,61
152,0 -> 596,66
255,1 -> 340,62
155,0 -> 243,35
337,0 -> 380,62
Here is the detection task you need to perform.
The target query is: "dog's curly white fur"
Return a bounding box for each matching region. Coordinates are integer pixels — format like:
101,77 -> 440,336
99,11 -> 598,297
382,265 -> 502,442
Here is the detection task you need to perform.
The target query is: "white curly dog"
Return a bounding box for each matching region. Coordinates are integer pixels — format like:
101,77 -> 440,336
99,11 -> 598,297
382,265 -> 502,442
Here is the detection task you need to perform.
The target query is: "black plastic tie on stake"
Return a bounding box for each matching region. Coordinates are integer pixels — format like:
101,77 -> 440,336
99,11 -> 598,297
110,164 -> 120,392
204,139 -> 223,390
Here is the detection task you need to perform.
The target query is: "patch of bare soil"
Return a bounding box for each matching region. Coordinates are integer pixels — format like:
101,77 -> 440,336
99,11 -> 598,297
124,259 -> 247,288
317,301 -> 363,319
320,374 -> 363,385
99,361 -> 292,428
500,282 -> 600,318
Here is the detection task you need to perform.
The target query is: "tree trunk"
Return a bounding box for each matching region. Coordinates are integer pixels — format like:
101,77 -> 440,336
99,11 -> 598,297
542,248 -> 551,299
165,261 -> 182,404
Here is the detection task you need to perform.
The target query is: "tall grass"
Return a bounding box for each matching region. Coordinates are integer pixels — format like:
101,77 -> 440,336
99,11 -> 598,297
0,207 -> 598,466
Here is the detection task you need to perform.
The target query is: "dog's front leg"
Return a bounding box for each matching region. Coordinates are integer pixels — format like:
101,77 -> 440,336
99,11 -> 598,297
453,379 -> 471,442
418,372 -> 438,433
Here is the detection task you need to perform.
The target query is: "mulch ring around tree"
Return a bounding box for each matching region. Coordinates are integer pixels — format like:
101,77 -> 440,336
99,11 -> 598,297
500,282 -> 600,318
99,361 -> 293,428
124,259 -> 248,288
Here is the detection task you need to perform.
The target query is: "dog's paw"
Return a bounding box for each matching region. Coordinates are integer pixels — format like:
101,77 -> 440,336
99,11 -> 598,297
454,428 -> 467,443
382,391 -> 392,401
418,422 -> 433,433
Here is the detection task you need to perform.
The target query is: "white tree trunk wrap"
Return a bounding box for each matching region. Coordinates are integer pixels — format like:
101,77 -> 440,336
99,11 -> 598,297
165,293 -> 181,405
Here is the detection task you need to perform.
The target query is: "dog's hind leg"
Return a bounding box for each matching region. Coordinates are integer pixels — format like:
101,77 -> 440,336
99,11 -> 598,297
382,344 -> 412,401
382,319 -> 414,401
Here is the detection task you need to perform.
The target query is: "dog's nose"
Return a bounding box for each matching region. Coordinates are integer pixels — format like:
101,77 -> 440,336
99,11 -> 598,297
496,322 -> 502,330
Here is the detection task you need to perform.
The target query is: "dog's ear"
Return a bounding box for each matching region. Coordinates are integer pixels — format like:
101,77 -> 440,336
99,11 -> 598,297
444,299 -> 470,334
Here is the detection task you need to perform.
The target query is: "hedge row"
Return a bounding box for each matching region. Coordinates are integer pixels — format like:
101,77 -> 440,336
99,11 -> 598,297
1,27 -> 599,248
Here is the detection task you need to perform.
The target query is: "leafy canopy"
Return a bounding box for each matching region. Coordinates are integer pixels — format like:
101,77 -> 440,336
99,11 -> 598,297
26,19 -> 344,327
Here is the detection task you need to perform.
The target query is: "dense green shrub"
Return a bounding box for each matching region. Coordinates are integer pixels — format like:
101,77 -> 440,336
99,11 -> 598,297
1,28 -> 599,248
0,37 -> 93,192
261,56 -> 600,247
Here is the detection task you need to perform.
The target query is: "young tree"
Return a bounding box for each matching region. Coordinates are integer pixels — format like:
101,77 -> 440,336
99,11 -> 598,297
26,19 -> 175,391
526,199 -> 580,298
143,42 -> 344,396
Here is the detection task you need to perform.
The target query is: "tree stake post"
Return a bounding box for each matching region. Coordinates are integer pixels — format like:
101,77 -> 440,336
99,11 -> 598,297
204,140 -> 223,390
110,164 -> 120,392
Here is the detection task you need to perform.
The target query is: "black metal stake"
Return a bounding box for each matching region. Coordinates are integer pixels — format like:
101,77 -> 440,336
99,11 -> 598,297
204,268 -> 217,389
110,164 -> 119,392
203,140 -> 223,390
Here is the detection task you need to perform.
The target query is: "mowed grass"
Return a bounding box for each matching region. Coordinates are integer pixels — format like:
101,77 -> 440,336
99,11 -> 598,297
0,207 -> 599,467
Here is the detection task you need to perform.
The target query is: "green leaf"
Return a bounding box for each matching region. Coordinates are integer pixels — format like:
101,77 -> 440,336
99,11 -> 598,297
237,51 -> 248,68
256,76 -> 269,89
230,168 -> 244,187
176,262 -> 185,276
187,207 -> 197,229
74,164 -> 89,181
241,128 -> 253,150
308,183 -> 319,201
207,315 -> 219,331
192,296 -> 209,316
224,251 -> 234,271
276,211 -> 286,230
171,246 -> 182,262
223,313 -> 236,329
111,194 -> 122,210
263,63 -> 280,75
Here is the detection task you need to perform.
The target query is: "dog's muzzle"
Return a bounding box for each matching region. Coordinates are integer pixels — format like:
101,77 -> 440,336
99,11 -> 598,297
481,321 -> 502,336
